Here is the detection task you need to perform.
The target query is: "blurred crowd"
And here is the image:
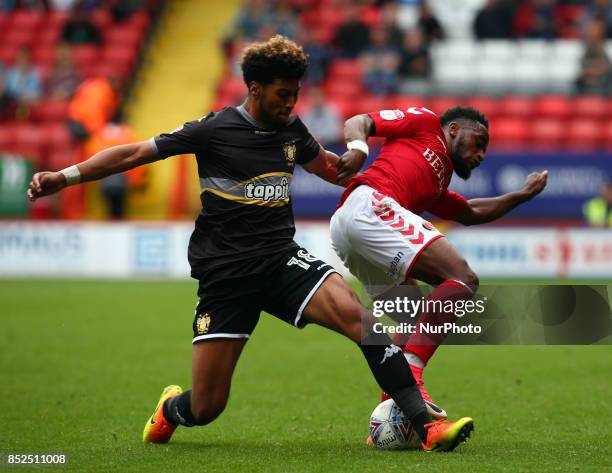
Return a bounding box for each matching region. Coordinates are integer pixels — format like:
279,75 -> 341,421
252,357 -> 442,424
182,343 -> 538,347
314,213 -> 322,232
0,0 -> 158,218
218,0 -> 612,145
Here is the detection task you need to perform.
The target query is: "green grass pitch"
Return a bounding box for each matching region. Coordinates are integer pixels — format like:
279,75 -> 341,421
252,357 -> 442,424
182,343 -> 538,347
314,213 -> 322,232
1,280 -> 611,472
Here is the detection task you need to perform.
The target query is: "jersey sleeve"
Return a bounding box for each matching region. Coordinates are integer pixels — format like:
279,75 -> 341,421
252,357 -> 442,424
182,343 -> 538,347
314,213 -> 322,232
294,117 -> 322,165
428,190 -> 469,220
151,113 -> 214,159
369,107 -> 440,139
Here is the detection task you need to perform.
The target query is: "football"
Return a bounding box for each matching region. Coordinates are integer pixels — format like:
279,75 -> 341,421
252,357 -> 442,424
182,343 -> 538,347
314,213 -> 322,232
369,399 -> 421,450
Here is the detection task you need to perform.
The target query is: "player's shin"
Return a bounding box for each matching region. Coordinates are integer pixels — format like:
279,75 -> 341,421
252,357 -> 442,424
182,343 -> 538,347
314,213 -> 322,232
163,390 -> 198,427
359,331 -> 432,442
404,280 -> 474,365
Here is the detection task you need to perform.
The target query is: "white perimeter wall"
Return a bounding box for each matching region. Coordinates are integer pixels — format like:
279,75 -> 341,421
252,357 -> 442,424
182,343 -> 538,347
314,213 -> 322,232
0,221 -> 610,280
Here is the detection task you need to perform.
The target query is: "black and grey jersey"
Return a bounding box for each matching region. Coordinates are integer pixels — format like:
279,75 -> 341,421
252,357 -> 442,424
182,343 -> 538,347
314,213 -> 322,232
151,105 -> 321,276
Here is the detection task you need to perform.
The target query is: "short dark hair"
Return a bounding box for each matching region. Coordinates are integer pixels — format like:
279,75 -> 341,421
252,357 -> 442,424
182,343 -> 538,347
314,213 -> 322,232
440,106 -> 489,130
241,35 -> 309,86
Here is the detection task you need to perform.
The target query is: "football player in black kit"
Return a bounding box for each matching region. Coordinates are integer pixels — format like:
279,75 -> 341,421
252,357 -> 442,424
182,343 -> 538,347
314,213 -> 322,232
27,36 -> 473,452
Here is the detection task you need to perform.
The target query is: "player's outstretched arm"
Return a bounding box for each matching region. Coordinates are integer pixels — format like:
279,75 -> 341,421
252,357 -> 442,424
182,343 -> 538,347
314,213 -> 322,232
455,170 -> 548,226
27,141 -> 158,201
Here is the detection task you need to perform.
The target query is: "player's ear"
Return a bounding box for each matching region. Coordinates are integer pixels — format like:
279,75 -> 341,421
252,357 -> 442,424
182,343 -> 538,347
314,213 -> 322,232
249,81 -> 262,98
448,122 -> 459,139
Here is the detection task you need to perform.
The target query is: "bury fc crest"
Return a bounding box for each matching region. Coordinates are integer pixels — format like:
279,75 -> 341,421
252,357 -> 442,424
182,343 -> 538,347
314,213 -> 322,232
283,142 -> 297,166
195,313 -> 211,335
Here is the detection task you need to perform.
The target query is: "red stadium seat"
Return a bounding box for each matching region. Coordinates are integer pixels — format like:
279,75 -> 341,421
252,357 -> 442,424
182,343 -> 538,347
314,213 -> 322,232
488,118 -> 529,149
105,27 -> 144,48
33,99 -> 70,122
36,24 -> 61,46
2,29 -> 36,49
32,45 -> 57,66
126,11 -> 151,33
328,59 -> 362,82
101,46 -> 138,68
90,9 -> 112,31
359,96 -> 390,114
360,5 -> 381,28
328,97 -> 360,120
498,96 -> 534,119
390,95 -> 427,109
71,45 -> 99,69
530,119 -> 564,148
8,9 -> 43,31
316,8 -> 346,30
8,143 -> 44,167
0,122 -> 17,150
0,45 -> 19,64
428,97 -> 461,116
566,119 -> 603,149
46,10 -> 69,28
41,122 -> 74,150
322,78 -> 363,100
573,96 -> 608,120
467,96 -> 500,120
601,122 -> 612,148
13,123 -> 45,148
533,95 -> 573,119
47,146 -> 80,171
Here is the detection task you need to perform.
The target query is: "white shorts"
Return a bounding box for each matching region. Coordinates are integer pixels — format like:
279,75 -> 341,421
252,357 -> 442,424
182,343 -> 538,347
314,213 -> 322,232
330,185 -> 444,297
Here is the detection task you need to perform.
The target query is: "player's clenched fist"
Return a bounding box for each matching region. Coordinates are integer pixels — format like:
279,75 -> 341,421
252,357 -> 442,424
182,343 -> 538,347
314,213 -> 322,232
336,149 -> 367,186
522,170 -> 548,198
27,171 -> 66,202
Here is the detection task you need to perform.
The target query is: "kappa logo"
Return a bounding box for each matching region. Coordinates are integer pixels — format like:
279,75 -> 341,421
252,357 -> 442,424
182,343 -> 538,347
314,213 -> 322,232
380,344 -> 401,364
245,176 -> 290,202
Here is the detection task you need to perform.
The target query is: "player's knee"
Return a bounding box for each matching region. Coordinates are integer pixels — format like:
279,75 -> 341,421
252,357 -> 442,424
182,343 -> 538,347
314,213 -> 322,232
191,391 -> 228,425
461,267 -> 479,293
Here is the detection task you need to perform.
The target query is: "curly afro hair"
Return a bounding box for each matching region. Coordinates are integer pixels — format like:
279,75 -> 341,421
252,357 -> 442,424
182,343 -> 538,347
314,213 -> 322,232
241,35 -> 309,86
440,106 -> 489,130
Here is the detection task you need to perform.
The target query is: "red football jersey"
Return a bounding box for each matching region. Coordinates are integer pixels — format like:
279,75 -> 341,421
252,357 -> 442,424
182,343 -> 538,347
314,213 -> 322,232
340,107 -> 468,220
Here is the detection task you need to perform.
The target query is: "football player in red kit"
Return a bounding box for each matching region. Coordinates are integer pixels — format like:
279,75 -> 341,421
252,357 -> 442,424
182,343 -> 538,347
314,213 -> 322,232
331,106 -> 548,421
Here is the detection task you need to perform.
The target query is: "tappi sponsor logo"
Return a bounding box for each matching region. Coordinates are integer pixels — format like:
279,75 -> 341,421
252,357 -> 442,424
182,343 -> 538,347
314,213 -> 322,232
245,176 -> 290,202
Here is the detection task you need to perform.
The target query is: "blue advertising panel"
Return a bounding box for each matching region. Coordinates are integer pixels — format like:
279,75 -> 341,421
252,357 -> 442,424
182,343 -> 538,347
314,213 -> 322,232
291,149 -> 612,219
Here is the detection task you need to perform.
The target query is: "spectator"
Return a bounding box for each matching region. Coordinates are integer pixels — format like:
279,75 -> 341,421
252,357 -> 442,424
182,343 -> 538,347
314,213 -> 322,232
301,87 -> 342,147
473,0 -> 515,39
583,182 -> 612,227
61,6 -> 102,45
47,44 -> 81,100
398,28 -> 430,78
418,2 -> 445,43
271,0 -> 298,39
333,3 -> 370,58
85,120 -> 144,219
68,76 -> 120,140
513,0 -> 556,39
224,0 -> 275,45
107,0 -> 144,22
581,0 -> 612,38
298,28 -> 332,86
575,18 -> 612,95
5,48 -> 42,106
0,64 -> 12,121
380,2 -> 405,47
360,26 -> 401,96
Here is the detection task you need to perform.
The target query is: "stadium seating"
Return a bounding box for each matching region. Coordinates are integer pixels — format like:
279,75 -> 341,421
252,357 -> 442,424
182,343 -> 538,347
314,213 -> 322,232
0,7 -> 154,172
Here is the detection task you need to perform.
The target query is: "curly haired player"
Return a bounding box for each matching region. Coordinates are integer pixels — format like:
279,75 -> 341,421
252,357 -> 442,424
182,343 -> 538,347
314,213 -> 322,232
28,36 -> 474,452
